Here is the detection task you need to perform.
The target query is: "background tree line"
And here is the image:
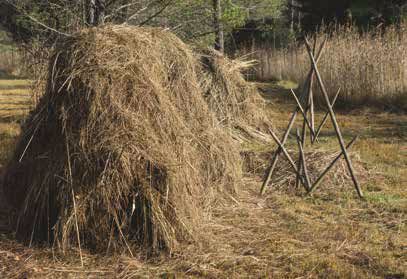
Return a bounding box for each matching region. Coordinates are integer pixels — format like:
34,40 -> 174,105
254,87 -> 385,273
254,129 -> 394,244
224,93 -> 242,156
0,0 -> 406,53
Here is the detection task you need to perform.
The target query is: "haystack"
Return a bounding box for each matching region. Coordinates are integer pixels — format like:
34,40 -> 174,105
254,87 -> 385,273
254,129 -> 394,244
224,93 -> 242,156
2,25 -> 242,254
199,49 -> 271,142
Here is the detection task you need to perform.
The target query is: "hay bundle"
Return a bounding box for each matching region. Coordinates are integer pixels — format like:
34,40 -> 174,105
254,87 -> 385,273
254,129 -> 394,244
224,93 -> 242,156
2,25 -> 241,254
242,149 -> 367,193
199,49 -> 271,142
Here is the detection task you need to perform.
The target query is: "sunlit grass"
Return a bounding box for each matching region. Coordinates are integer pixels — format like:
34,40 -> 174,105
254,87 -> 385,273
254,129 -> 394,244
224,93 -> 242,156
0,87 -> 31,119
0,80 -> 405,278
0,83 -> 30,165
0,123 -> 19,165
0,79 -> 32,90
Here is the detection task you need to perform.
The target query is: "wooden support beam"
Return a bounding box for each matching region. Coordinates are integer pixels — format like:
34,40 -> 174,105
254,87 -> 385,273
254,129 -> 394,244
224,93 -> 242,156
267,128 -> 307,186
296,129 -> 311,191
289,89 -> 317,138
260,38 -> 327,195
308,136 -> 358,194
304,37 -> 363,198
312,88 -> 341,144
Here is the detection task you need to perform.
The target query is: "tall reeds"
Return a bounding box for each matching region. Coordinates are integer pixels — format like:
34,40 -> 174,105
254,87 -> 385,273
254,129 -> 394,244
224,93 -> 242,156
242,23 -> 407,110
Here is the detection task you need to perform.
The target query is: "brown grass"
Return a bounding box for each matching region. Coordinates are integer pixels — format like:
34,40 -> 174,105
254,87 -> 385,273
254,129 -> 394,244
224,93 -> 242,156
0,79 -> 406,278
0,50 -> 21,78
0,27 -> 406,278
199,49 -> 270,134
1,25 -> 249,255
1,24 -> 273,258
243,24 -> 407,111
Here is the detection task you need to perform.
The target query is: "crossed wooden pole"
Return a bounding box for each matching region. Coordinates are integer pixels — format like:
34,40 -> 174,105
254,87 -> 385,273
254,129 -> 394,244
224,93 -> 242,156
260,36 -> 364,198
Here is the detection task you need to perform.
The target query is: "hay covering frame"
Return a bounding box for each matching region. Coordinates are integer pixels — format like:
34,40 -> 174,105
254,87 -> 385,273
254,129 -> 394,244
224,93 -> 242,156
1,25 -> 270,255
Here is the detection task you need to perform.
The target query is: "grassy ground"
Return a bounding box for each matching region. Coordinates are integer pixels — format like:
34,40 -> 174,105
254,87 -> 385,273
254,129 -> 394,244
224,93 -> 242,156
0,80 -> 406,278
0,81 -> 30,167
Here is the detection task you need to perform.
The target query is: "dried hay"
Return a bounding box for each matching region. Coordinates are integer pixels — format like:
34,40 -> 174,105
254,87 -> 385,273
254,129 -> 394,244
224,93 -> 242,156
199,49 -> 272,142
2,25 -> 244,255
242,149 -> 368,194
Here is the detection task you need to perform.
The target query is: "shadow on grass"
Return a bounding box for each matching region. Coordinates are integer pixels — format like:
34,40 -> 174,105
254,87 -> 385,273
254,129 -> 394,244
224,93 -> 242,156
258,80 -> 407,114
256,80 -> 299,102
0,114 -> 27,124
316,118 -> 407,141
0,69 -> 28,80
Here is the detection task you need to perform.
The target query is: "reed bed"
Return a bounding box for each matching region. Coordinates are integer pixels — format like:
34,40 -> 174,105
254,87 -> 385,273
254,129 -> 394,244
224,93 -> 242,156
0,50 -> 20,78
242,24 -> 407,111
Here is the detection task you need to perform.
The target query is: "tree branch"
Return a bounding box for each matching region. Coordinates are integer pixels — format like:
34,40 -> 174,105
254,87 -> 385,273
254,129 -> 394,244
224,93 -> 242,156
4,0 -> 71,37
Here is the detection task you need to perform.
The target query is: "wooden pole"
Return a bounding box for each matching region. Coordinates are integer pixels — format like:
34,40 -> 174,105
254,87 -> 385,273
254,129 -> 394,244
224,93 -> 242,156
312,88 -> 341,143
296,37 -> 318,188
296,129 -> 311,191
309,35 -> 317,144
308,136 -> 358,193
296,52 -> 315,188
296,77 -> 311,189
267,128 -> 307,186
289,89 -> 316,137
260,39 -> 327,195
65,135 -> 84,267
304,37 -> 363,198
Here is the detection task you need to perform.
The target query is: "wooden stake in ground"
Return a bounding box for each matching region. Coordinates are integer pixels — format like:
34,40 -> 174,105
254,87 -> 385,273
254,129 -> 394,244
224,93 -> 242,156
304,37 -> 363,198
312,88 -> 341,143
261,37 -> 363,199
260,39 -> 327,195
296,129 -> 311,191
308,136 -> 358,193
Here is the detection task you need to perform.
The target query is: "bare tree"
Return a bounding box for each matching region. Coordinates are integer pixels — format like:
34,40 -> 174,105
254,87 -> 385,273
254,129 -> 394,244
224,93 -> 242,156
212,0 -> 224,53
87,0 -> 106,26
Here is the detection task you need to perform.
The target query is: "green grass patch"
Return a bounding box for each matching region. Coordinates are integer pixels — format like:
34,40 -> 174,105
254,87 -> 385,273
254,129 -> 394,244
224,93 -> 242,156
365,192 -> 404,204
275,80 -> 298,90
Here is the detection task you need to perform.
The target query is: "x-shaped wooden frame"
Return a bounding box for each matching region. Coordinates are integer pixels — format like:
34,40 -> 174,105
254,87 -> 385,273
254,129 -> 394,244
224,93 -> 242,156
260,37 -> 364,198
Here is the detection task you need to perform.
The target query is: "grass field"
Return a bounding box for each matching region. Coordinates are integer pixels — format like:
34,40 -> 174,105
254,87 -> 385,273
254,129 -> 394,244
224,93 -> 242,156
0,80 -> 406,278
243,24 -> 407,112
0,80 -> 31,167
0,79 -> 31,90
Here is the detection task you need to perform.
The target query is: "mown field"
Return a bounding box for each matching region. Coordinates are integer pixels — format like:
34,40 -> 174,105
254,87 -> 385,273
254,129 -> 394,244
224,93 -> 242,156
0,79 -> 406,278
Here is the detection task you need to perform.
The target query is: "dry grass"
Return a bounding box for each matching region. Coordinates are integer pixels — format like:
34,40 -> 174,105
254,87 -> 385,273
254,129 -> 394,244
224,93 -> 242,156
243,24 -> 407,111
0,85 -> 29,166
1,118 -> 406,278
0,44 -> 406,278
199,49 -> 270,135
1,80 -> 406,278
1,25 -> 273,259
2,26 -> 252,255
0,80 -> 31,90
0,50 -> 21,78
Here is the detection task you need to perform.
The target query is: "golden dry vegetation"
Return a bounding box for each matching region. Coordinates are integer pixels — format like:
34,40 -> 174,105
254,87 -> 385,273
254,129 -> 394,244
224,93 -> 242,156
244,24 -> 407,111
0,79 -> 406,278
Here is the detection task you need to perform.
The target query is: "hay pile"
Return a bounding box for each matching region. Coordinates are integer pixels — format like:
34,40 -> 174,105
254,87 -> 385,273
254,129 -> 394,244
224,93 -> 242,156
199,49 -> 271,142
242,149 -> 367,193
2,25 -> 248,254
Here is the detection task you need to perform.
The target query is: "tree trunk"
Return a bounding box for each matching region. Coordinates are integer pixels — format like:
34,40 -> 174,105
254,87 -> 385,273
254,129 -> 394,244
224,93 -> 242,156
290,0 -> 295,32
87,0 -> 105,26
96,0 -> 105,25
212,0 -> 224,53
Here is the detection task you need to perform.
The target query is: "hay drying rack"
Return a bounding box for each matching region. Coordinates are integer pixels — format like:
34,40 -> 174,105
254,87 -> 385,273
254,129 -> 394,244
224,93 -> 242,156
260,36 -> 364,198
